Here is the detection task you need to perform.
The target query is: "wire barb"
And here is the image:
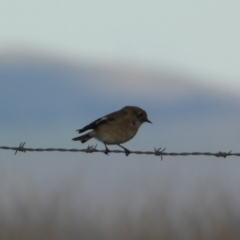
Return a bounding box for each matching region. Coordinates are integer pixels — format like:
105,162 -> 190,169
15,142 -> 26,155
86,144 -> 97,153
215,151 -> 232,158
154,147 -> 166,160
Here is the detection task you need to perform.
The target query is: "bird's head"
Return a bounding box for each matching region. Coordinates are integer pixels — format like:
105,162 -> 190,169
122,106 -> 152,124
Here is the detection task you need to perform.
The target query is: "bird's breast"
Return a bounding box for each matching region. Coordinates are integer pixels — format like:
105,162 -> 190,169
95,120 -> 140,144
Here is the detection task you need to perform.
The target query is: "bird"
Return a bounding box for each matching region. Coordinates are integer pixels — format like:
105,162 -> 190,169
72,106 -> 151,156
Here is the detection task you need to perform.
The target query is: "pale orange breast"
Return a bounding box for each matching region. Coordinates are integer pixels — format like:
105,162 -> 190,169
95,118 -> 141,144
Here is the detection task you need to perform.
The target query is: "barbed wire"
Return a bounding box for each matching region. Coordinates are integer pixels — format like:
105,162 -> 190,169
0,142 -> 239,159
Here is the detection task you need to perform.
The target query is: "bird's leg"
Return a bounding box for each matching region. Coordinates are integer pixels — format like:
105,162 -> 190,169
104,143 -> 111,155
118,144 -> 130,156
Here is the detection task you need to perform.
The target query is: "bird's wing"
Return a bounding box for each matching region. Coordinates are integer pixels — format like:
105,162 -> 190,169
76,109 -> 128,133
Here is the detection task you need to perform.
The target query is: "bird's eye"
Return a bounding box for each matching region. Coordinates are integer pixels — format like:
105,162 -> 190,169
138,112 -> 143,117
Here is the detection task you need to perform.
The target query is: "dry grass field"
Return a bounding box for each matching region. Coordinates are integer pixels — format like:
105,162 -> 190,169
0,186 -> 239,240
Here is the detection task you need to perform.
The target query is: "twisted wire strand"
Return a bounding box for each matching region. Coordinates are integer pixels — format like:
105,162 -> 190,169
0,143 -> 239,159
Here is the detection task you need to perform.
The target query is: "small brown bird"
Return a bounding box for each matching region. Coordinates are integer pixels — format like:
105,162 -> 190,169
72,106 -> 151,155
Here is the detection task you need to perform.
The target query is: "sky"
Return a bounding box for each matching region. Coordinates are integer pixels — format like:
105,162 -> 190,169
1,1 -> 240,233
0,0 -> 240,90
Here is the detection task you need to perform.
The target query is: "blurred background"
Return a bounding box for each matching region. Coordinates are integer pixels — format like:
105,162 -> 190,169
1,1 -> 240,239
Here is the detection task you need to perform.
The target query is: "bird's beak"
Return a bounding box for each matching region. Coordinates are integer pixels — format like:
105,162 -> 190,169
145,118 -> 152,124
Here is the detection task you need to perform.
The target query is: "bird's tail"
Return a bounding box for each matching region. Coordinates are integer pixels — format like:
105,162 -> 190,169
72,133 -> 92,143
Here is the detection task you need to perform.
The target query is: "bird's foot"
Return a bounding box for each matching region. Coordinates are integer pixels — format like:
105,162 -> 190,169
104,148 -> 111,155
118,144 -> 131,156
124,149 -> 130,156
104,144 -> 111,155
